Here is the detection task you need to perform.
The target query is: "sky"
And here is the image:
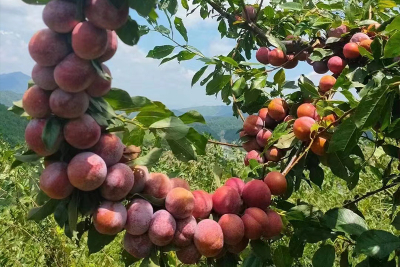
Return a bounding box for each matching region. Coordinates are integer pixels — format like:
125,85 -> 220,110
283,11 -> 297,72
0,0 -> 327,109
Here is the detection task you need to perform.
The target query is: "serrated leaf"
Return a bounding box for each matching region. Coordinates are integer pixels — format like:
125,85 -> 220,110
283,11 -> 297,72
191,66 -> 208,87
174,17 -> 188,42
384,31 -> 400,58
147,45 -> 175,59
87,227 -> 116,254
355,230 -> 400,259
27,199 -> 61,222
312,245 -> 335,267
134,148 -> 163,166
323,208 -> 368,236
179,110 -> 205,124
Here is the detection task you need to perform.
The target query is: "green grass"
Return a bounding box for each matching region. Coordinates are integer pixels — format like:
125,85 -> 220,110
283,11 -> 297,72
0,139 -> 398,266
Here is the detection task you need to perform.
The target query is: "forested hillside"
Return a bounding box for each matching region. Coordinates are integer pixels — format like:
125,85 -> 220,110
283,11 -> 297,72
0,104 -> 27,146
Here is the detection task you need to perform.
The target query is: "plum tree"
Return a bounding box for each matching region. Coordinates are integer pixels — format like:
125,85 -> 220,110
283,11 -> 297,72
242,180 -> 271,209
212,186 -> 241,215
244,150 -> 264,166
39,162 -> 74,199
25,119 -> 63,156
256,47 -> 269,64
100,163 -> 134,201
49,88 -> 89,119
143,173 -> 171,198
241,207 -> 269,240
72,21 -> 108,60
130,165 -> 149,194
264,171 -> 287,196
98,30 -> 118,62
22,85 -> 51,118
194,219 -> 224,257
148,210 -> 176,246
125,198 -> 153,236
165,187 -> 195,219
192,190 -> 213,219
54,53 -> 96,92
85,0 -> 129,30
63,114 -> 101,149
42,0 -> 79,33
268,98 -> 288,121
91,133 -> 124,166
243,115 -> 263,135
293,117 -> 316,141
173,216 -> 197,247
343,42 -> 360,59
31,64 -> 57,90
224,177 -> 245,195
268,49 -> 287,66
93,201 -> 127,235
29,28 -> 70,66
218,214 -> 244,245
124,233 -> 153,259
67,152 -> 107,191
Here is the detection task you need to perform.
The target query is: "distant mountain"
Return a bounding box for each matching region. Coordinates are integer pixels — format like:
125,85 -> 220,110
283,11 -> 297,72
0,91 -> 23,107
0,72 -> 30,94
0,104 -> 27,146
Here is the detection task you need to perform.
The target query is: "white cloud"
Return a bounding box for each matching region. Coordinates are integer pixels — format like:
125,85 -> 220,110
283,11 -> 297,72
207,37 -> 236,56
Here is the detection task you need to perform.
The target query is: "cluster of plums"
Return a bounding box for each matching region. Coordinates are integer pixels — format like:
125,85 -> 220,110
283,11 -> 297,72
109,172 -> 286,263
241,97 -> 337,166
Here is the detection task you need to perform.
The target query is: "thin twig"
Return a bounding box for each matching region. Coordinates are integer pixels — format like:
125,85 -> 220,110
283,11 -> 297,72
207,139 -> 243,148
256,0 -> 265,19
344,182 -> 399,207
282,144 -> 304,176
232,95 -> 245,122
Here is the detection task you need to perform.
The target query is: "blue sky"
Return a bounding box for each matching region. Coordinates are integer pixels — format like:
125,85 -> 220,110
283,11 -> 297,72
0,0 -> 326,109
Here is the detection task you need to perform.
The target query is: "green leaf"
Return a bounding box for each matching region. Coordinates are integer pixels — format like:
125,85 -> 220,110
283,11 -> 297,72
132,193 -> 165,207
68,191 -> 78,233
177,51 -> 196,61
274,68 -> 286,87
323,208 -> 368,236
160,0 -> 178,14
250,240 -> 272,260
206,75 -> 230,95
181,0 -> 188,10
155,25 -> 170,35
355,230 -> 400,259
174,17 -> 188,42
27,199 -> 61,222
385,15 -> 400,32
179,110 -> 205,124
160,54 -> 178,65
298,75 -> 319,98
129,0 -> 157,17
382,145 -> 399,158
251,76 -> 266,89
42,117 -> 62,151
218,56 -> 238,67
232,77 -> 246,96
185,127 -> 207,155
275,133 -> 297,149
328,118 -> 362,154
167,137 -> 196,162
104,88 -> 134,110
280,2 -> 303,10
353,85 -> 390,129
312,245 -> 335,267
384,31 -> 400,58
116,17 -> 141,46
149,117 -> 190,140
309,48 -> 334,61
273,246 -> 294,267
87,226 -> 117,254
147,45 -> 175,59
22,0 -> 50,4
191,66 -> 208,87
266,34 -> 286,53
14,150 -> 42,163
134,148 -> 163,167
391,212 -> 400,230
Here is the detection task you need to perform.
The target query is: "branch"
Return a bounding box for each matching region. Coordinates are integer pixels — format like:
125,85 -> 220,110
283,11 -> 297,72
208,139 -> 243,148
282,144 -> 305,176
343,182 -> 399,208
318,108 -> 355,136
232,95 -> 245,122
